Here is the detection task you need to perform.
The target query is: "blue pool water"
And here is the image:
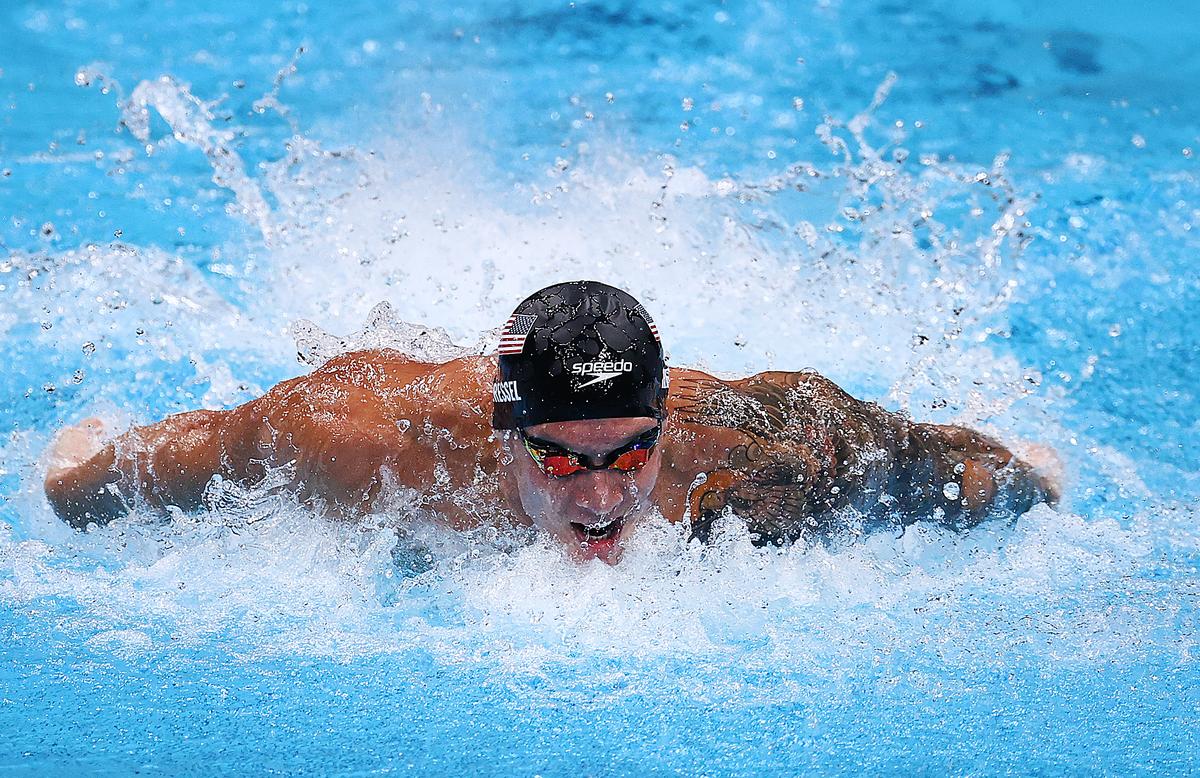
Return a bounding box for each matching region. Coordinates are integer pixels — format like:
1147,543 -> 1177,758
2,0 -> 1198,773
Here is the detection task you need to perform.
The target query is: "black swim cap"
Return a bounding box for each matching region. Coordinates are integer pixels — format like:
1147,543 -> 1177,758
492,281 -> 668,430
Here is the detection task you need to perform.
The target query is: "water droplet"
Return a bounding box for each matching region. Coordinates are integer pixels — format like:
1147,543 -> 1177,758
942,482 -> 960,500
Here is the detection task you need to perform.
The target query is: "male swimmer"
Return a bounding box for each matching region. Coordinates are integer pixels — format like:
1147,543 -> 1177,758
44,281 -> 1058,564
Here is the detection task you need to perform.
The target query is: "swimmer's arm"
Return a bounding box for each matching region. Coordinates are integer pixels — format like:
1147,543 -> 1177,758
42,353 -> 446,528
669,368 -> 1059,539
44,411 -> 237,529
716,370 -> 1061,526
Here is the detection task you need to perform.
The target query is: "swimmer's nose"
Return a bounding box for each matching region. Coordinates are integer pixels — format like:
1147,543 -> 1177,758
572,471 -> 630,517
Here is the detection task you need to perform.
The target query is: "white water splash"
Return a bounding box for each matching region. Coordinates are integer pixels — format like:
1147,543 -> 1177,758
123,75 -> 277,242
291,301 -> 490,366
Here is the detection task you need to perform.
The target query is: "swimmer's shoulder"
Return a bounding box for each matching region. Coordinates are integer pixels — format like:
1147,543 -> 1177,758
321,350 -> 499,433
666,366 -> 855,424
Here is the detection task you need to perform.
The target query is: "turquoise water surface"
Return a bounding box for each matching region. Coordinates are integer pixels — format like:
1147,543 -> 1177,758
2,0 -> 1198,774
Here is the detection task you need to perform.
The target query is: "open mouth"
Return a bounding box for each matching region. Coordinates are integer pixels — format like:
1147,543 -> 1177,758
570,516 -> 625,543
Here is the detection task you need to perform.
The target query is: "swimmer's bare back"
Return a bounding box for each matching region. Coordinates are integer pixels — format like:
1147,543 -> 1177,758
44,348 -> 1059,539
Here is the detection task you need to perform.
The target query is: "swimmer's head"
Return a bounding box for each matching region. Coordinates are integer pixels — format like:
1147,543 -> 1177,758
492,281 -> 669,564
491,280 -> 668,431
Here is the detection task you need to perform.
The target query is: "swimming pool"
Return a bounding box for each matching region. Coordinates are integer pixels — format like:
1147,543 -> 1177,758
2,0 -> 1197,773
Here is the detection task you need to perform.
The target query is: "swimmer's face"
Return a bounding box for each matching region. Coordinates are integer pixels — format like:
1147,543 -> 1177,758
504,416 -> 662,565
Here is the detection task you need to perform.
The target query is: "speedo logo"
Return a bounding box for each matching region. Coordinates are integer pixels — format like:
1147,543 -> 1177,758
571,359 -> 634,388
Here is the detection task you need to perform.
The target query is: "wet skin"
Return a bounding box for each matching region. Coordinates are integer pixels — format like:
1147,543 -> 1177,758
44,349 -> 1060,564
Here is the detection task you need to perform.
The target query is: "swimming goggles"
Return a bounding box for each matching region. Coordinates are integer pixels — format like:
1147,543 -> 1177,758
520,425 -> 661,477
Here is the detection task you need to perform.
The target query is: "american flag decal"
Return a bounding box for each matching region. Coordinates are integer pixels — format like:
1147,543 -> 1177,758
498,313 -> 537,355
633,302 -> 660,343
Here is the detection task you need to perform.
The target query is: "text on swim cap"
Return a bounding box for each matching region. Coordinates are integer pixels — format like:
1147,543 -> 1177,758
492,380 -> 522,403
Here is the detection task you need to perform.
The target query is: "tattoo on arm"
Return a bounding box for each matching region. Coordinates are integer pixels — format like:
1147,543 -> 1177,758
673,373 -> 846,544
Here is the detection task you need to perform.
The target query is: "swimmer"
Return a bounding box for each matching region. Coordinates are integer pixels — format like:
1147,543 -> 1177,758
44,281 -> 1060,564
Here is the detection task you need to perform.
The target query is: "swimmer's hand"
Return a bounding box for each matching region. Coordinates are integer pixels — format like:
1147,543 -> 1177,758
43,417 -> 132,529
44,417 -> 108,484
45,409 -> 238,528
1019,442 -> 1064,506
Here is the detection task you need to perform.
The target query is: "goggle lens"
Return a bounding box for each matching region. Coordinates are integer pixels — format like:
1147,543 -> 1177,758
610,447 -> 651,471
541,453 -> 586,477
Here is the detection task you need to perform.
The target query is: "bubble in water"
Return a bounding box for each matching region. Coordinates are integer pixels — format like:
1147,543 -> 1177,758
82,341 -> 96,355
942,482 -> 960,500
